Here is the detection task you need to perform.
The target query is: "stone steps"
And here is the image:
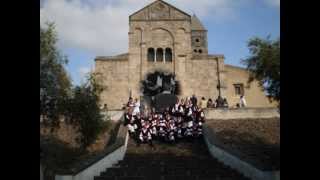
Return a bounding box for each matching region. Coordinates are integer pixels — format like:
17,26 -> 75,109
94,138 -> 249,180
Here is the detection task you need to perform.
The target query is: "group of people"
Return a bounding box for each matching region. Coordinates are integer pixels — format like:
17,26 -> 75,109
124,97 -> 205,146
200,95 -> 247,109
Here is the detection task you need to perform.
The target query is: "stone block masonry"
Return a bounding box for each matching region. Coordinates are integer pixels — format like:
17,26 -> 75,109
204,108 -> 280,120
94,0 -> 276,110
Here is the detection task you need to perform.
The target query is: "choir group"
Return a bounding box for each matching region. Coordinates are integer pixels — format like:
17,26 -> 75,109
124,97 -> 205,146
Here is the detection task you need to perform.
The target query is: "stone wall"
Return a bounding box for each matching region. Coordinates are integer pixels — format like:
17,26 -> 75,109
204,108 -> 280,120
128,19 -> 192,100
203,125 -> 280,180
178,57 -> 221,99
94,0 -> 277,110
95,58 -> 129,109
224,65 -> 277,108
55,123 -> 129,180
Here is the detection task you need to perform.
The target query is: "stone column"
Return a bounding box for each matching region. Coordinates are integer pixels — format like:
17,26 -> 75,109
163,48 -> 166,63
154,49 -> 157,62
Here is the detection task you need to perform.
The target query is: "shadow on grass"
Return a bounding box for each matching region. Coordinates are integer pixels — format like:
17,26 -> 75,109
40,120 -> 120,180
40,135 -> 85,180
213,129 -> 280,171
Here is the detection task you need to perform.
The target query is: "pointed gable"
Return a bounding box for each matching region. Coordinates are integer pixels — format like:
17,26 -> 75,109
130,0 -> 191,21
191,14 -> 206,31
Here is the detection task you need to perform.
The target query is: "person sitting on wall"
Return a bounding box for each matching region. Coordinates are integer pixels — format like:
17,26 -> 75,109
101,104 -> 108,111
215,95 -> 224,108
206,98 -> 213,108
190,94 -> 197,108
199,97 -> 207,109
223,98 -> 229,108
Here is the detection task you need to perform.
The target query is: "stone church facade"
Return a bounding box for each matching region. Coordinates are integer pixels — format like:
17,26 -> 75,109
94,0 -> 275,110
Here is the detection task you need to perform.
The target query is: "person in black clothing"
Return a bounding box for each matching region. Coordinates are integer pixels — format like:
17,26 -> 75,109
138,123 -> 153,147
190,94 -> 197,107
215,95 -> 224,108
207,98 -> 214,108
223,98 -> 229,108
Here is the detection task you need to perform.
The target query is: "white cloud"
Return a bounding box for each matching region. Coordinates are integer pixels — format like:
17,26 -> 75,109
40,0 -> 239,56
264,0 -> 280,7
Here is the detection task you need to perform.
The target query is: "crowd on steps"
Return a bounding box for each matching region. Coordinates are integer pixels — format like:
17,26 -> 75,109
124,96 -> 206,146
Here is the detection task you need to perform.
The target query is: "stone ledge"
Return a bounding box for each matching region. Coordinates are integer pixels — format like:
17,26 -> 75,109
95,57 -> 128,61
204,108 -> 280,120
203,125 -> 280,180
55,116 -> 128,180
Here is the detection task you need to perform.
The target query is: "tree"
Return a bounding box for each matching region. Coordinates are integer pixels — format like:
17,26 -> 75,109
64,72 -> 106,149
242,36 -> 280,103
40,22 -> 108,149
40,22 -> 71,128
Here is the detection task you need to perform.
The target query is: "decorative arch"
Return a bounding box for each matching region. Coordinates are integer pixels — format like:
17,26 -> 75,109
133,28 -> 143,45
151,27 -> 175,42
177,27 -> 187,33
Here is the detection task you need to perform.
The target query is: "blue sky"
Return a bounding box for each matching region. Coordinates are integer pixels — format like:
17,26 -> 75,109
40,0 -> 279,85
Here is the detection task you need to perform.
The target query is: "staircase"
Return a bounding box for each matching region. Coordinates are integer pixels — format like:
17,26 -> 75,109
94,138 -> 249,180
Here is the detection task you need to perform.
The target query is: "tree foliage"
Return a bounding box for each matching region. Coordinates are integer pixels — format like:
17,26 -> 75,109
40,23 -> 71,127
64,73 -> 106,149
40,22 -> 108,149
242,36 -> 280,102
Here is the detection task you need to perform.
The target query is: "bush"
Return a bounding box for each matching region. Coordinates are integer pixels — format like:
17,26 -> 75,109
64,73 -> 108,149
40,22 -> 108,151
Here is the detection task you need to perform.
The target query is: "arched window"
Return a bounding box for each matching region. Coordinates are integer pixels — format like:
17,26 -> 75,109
156,48 -> 163,62
165,48 -> 172,62
148,48 -> 155,62
199,49 -> 202,54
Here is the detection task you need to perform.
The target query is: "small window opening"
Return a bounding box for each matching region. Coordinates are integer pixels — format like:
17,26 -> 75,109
148,48 -> 155,62
234,84 -> 244,96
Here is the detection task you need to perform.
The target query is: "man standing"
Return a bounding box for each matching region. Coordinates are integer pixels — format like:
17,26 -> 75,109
132,98 -> 140,116
240,95 -> 247,107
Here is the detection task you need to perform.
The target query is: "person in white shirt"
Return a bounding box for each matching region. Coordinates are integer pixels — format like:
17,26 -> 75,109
240,95 -> 247,107
132,98 -> 140,116
138,123 -> 153,146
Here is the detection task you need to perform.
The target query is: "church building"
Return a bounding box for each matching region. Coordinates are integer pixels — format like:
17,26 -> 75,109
94,0 -> 275,110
